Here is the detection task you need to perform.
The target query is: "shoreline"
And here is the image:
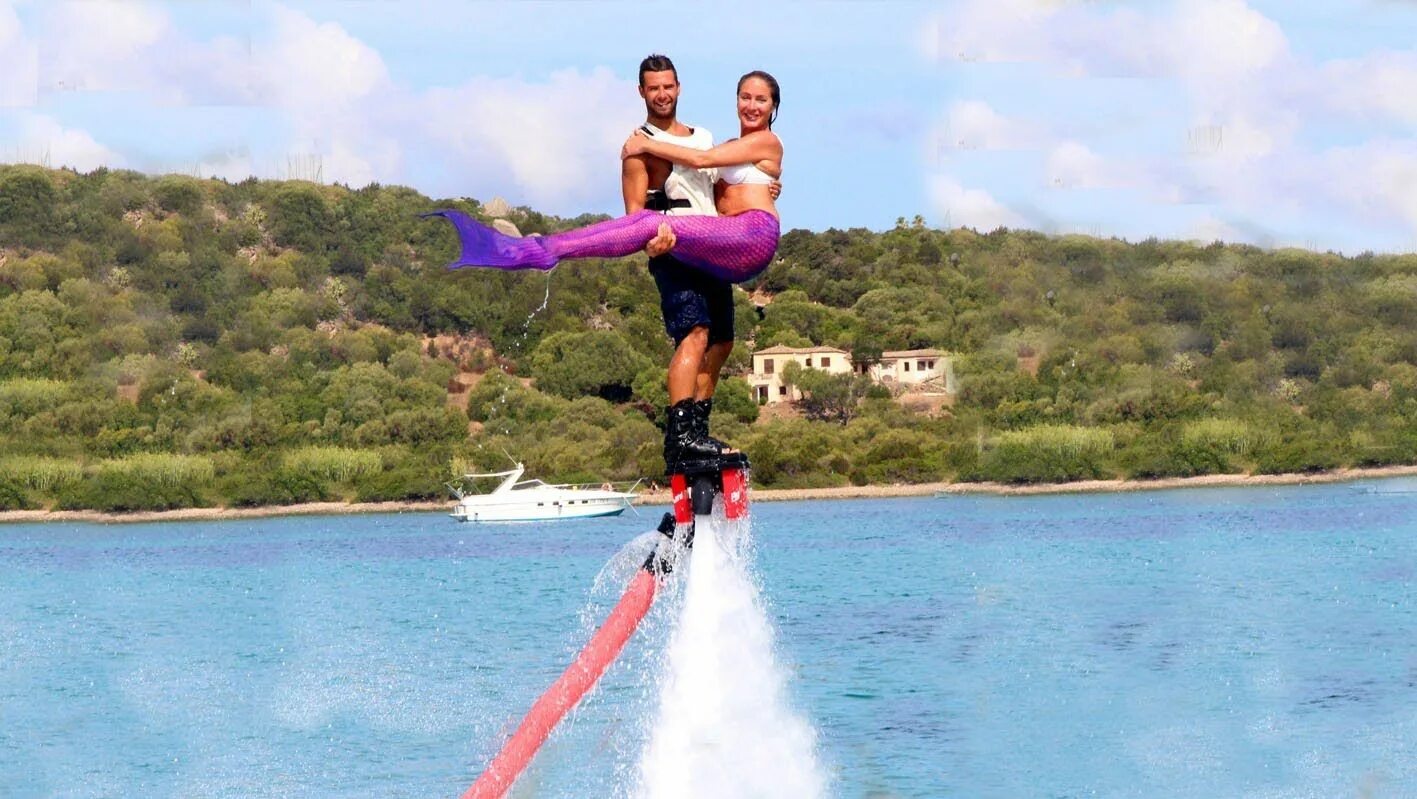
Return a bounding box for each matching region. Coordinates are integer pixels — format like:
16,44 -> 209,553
4,464 -> 1416,525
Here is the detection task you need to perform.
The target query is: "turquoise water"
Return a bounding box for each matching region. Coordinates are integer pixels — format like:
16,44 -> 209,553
3,482 -> 1414,798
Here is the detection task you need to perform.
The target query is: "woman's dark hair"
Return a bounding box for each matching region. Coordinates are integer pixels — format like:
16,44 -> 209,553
737,70 -> 781,127
639,54 -> 678,86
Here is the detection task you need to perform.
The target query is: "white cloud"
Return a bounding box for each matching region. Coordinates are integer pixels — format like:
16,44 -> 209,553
924,0 -> 1417,249
936,101 -> 1040,154
11,115 -> 123,172
929,176 -> 1026,231
1323,141 -> 1417,233
1167,0 -> 1288,90
1318,50 -> 1417,129
928,0 -> 1287,86
0,3 -> 38,107
416,67 -> 641,209
1045,141 -> 1117,190
5,2 -> 642,205
926,0 -> 1057,65
192,149 -> 255,183
36,1 -> 168,93
1187,214 -> 1250,245
257,5 -> 390,112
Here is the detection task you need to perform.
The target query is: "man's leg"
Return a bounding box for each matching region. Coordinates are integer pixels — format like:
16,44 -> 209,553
650,255 -> 722,464
689,277 -> 737,451
695,340 -> 732,400
669,327 -> 710,403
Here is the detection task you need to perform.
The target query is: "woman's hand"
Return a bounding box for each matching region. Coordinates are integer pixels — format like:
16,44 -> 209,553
621,131 -> 650,160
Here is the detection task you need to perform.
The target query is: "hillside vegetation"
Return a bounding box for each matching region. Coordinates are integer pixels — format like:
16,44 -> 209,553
2,164 -> 1415,511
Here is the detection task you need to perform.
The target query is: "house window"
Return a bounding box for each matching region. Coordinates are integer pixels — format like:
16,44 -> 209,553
904,362 -> 911,372
928,360 -> 936,369
918,360 -> 927,371
763,358 -> 774,374
821,356 -> 831,367
806,357 -> 813,367
779,386 -> 787,396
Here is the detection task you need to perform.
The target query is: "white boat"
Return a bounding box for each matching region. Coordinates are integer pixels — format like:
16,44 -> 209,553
447,464 -> 640,523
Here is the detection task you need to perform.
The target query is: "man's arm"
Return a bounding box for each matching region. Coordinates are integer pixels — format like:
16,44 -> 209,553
625,130 -> 782,173
623,150 -> 676,256
622,154 -> 650,214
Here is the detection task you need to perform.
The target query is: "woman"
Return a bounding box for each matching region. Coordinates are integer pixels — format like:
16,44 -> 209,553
428,71 -> 783,283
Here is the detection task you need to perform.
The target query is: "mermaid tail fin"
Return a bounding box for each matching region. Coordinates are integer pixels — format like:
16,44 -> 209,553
422,209 -> 556,271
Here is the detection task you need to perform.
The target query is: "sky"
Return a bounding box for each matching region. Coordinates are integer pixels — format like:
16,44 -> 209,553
2,0 -> 1416,253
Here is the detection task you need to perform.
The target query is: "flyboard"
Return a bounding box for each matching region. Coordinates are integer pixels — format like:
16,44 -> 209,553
459,451 -> 751,799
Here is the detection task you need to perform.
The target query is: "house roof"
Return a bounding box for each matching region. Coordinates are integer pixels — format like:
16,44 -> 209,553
753,345 -> 850,356
880,348 -> 945,359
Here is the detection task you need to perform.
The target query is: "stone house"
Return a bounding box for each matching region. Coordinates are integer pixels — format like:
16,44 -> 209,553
748,345 -> 852,404
862,349 -> 950,391
747,345 -> 952,404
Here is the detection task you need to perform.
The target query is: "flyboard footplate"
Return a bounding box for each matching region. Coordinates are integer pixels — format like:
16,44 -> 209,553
668,452 -> 751,521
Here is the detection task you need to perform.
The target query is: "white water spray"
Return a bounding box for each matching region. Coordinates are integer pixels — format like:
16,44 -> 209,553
636,514 -> 827,799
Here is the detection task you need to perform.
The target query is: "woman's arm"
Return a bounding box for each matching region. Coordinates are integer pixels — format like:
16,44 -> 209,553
623,130 -> 781,170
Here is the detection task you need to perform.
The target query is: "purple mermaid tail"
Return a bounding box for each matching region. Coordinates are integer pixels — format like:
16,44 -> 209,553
424,208 -> 780,283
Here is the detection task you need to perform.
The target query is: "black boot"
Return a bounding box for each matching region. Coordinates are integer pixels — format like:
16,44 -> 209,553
692,399 -> 732,453
664,399 -> 722,467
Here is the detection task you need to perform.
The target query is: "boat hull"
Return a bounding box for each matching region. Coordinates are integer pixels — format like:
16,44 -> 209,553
450,496 -> 631,523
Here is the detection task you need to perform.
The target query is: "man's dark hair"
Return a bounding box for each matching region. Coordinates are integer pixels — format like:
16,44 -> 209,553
639,54 -> 678,86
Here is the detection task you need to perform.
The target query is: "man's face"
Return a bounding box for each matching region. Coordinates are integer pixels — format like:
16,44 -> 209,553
639,70 -> 680,120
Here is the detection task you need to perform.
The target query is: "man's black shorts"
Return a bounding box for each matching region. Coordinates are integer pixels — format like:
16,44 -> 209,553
648,254 -> 734,346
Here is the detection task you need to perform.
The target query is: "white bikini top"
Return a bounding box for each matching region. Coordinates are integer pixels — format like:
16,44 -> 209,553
718,161 -> 776,186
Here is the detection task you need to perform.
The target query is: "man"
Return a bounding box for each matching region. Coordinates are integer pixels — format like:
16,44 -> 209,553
621,54 -> 741,466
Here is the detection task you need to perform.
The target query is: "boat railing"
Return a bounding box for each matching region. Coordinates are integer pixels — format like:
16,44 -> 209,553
510,477 -> 645,494
447,475 -> 646,498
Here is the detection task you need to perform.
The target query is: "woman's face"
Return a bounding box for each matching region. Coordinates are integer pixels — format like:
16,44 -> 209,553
737,77 -> 774,132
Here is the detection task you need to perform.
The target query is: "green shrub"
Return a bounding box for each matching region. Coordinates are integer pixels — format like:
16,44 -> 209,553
0,456 -> 83,493
853,429 -> 939,484
0,475 -> 34,510
1252,437 -> 1344,475
0,379 -> 72,416
1349,428 -> 1417,467
1180,418 -> 1266,456
282,446 -> 382,483
98,453 -> 215,488
51,454 -> 216,511
355,468 -> 448,503
977,424 -> 1115,484
56,470 -> 204,512
219,468 -> 332,507
153,176 -> 204,216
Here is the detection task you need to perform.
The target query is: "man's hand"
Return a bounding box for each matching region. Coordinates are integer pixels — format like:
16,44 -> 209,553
769,179 -> 782,200
645,222 -> 676,257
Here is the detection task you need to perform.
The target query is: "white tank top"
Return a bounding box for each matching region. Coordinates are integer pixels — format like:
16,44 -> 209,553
643,125 -> 717,216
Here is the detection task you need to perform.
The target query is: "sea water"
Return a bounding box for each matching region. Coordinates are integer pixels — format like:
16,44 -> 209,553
2,481 -> 1414,798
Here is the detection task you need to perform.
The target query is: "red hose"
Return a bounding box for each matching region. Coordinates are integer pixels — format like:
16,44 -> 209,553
461,568 -> 659,799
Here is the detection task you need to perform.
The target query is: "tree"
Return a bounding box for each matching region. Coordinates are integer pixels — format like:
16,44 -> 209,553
0,168 -> 60,246
529,330 -> 653,402
153,176 -> 205,216
781,361 -> 873,424
268,184 -> 333,253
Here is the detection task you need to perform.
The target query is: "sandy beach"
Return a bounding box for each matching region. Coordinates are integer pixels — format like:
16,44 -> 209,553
4,464 -> 1416,525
